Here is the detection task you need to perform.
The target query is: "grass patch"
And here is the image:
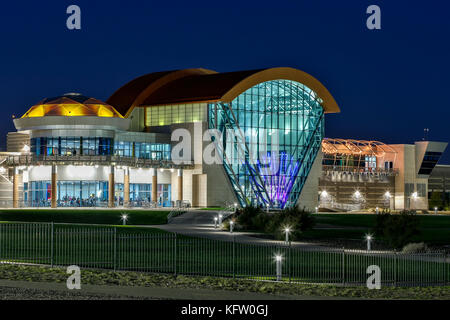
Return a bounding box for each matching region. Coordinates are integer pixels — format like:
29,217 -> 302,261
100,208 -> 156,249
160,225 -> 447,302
0,264 -> 448,299
310,214 -> 450,245
199,207 -> 225,211
0,209 -> 169,225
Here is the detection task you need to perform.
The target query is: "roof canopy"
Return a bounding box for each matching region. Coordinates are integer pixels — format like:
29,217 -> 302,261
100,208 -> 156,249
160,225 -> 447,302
322,138 -> 397,157
22,93 -> 123,118
107,67 -> 340,117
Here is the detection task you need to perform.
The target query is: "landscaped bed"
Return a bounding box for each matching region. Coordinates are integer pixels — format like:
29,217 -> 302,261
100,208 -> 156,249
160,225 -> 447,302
0,264 -> 448,300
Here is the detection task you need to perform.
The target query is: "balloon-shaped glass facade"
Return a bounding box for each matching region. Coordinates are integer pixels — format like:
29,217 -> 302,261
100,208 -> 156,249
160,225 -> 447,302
208,79 -> 324,208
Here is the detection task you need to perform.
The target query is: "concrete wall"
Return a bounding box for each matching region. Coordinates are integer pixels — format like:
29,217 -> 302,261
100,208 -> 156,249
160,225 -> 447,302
297,150 -> 322,211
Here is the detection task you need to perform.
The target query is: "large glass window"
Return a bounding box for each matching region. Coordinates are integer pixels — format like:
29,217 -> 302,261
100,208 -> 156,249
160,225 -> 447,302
31,137 -> 113,156
208,79 -> 324,209
145,103 -> 207,127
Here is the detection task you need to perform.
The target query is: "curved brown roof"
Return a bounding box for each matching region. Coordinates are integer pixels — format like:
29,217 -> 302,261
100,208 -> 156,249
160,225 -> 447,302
107,67 -> 340,117
106,68 -> 216,117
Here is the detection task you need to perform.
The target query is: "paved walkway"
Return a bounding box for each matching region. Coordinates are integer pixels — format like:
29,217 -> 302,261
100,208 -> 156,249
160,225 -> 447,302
151,210 -> 329,250
0,279 -> 342,300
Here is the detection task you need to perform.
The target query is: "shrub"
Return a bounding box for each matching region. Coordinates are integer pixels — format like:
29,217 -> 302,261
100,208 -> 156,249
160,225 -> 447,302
402,242 -> 429,254
266,207 -> 316,241
235,205 -> 262,230
374,210 -> 420,249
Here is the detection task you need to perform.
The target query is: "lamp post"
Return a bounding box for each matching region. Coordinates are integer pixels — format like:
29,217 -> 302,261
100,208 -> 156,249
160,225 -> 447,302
229,220 -> 234,233
366,234 -> 373,251
121,214 -> 128,226
214,217 -> 218,229
275,255 -> 282,281
284,227 -> 290,245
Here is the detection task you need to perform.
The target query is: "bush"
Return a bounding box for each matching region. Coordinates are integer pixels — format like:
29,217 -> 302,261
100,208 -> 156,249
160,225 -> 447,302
374,210 -> 420,249
265,207 -> 316,241
402,242 -> 429,254
235,205 -> 263,230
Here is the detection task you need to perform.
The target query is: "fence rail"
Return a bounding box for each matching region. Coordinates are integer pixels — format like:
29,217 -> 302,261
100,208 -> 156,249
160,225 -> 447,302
0,222 -> 448,287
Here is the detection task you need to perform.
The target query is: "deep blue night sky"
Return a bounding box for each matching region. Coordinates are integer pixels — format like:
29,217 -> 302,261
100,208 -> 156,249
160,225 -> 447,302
0,1 -> 449,162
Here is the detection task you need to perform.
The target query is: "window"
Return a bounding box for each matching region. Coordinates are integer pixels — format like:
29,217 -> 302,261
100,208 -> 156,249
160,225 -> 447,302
405,183 -> 415,197
417,184 -> 426,197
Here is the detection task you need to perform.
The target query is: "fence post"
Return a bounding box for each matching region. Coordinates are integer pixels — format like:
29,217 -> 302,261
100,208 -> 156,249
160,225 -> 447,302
288,242 -> 292,283
394,252 -> 397,287
232,235 -> 235,279
50,222 -> 54,267
113,227 -> 117,272
174,233 -> 177,276
342,247 -> 345,286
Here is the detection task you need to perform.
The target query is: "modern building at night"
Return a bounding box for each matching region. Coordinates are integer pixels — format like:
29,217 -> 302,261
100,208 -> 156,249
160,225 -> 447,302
0,67 -> 340,210
319,139 -> 447,210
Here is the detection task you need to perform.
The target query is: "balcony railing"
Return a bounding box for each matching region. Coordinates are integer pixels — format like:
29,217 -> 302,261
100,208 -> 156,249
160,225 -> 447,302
3,154 -> 194,169
322,165 -> 399,176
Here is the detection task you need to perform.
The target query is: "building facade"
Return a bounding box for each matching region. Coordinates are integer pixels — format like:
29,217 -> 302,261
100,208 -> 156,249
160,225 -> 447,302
319,139 -> 447,211
0,67 -> 340,210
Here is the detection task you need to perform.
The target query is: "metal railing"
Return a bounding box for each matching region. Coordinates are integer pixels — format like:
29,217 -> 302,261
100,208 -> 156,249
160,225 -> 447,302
3,154 -> 194,169
322,165 -> 399,176
0,222 -> 448,287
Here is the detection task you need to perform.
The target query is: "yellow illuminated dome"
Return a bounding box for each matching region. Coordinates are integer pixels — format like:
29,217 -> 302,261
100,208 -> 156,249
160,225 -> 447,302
22,93 -> 123,118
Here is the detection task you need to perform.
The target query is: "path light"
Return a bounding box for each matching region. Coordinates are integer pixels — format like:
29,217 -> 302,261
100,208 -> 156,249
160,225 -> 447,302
214,217 -> 218,229
218,214 -> 223,226
229,220 -> 234,233
315,207 -> 318,214
434,207 -> 438,215
283,226 -> 291,244
275,254 -> 283,281
234,202 -> 238,211
121,214 -> 128,226
365,234 -> 373,251
376,207 -> 379,214
266,203 -> 269,213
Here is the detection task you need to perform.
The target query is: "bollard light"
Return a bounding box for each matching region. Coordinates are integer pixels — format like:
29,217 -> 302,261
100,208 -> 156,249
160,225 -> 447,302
229,220 -> 234,233
315,206 -> 318,214
365,234 -> 373,251
214,217 -> 218,229
376,207 -> 379,214
218,214 -> 223,226
283,227 -> 291,244
121,214 -> 128,226
275,255 -> 282,281
266,203 -> 269,213
434,207 -> 438,215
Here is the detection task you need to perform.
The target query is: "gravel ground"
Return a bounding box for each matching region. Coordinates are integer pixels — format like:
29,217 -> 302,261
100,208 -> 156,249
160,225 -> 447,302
0,286 -> 153,300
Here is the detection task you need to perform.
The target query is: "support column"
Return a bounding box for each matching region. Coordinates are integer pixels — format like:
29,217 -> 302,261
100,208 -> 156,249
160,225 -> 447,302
108,165 -> 115,208
51,164 -> 57,208
12,167 -> 19,208
152,168 -> 157,205
124,167 -> 130,207
177,169 -> 183,206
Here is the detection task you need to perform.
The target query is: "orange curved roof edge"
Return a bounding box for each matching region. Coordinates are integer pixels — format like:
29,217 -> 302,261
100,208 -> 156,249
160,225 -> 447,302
220,67 -> 340,113
107,67 -> 340,116
107,68 -> 217,117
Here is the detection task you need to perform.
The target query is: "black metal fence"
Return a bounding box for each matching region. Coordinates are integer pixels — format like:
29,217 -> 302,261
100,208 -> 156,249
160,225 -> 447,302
0,222 -> 448,287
